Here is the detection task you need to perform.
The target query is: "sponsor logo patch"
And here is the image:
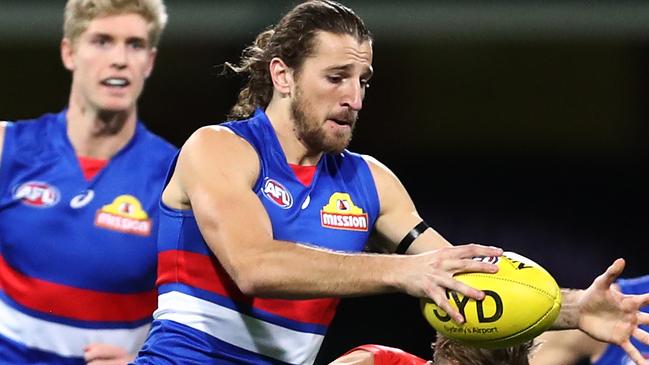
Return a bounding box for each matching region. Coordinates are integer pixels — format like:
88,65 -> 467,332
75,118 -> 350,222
13,181 -> 60,208
70,189 -> 95,209
262,178 -> 293,209
320,192 -> 368,231
94,195 -> 151,236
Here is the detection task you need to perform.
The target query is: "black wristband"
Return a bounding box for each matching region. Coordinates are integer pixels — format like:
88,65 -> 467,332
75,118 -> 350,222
395,221 -> 429,254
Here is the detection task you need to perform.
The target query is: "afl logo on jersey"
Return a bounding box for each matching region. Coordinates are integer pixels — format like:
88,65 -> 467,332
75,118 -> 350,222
262,178 -> 293,209
13,181 -> 60,208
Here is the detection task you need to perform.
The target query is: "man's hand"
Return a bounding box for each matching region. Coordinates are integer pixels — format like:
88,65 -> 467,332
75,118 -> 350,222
576,258 -> 649,365
84,343 -> 135,365
398,244 -> 502,324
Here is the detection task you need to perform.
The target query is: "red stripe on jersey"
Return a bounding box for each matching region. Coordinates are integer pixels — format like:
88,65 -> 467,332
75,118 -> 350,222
78,156 -> 109,181
289,163 -> 317,186
0,256 -> 156,322
157,250 -> 339,326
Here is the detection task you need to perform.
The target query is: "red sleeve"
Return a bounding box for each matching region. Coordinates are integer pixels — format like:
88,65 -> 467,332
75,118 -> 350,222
342,344 -> 428,365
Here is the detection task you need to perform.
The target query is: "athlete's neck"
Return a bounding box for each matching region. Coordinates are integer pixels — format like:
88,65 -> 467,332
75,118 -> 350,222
265,100 -> 322,166
65,103 -> 137,160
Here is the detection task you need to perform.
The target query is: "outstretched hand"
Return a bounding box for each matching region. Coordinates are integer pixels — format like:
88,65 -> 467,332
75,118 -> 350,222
577,258 -> 649,365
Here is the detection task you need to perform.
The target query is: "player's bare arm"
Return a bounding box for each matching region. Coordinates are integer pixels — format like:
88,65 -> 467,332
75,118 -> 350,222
531,329 -> 604,365
166,127 -> 500,310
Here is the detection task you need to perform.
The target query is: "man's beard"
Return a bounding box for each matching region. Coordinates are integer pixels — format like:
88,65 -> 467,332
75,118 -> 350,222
290,87 -> 356,154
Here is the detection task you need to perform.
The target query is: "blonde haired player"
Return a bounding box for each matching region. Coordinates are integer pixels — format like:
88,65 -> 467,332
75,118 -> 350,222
330,335 -> 535,365
0,0 -> 176,363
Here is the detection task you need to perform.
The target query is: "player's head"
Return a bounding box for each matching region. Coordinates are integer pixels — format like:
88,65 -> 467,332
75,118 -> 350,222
63,0 -> 167,48
432,335 -> 535,365
60,0 -> 167,114
228,0 -> 373,154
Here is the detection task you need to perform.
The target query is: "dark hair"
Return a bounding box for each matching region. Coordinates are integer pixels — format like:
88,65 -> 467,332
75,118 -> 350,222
225,0 -> 372,120
433,336 -> 537,365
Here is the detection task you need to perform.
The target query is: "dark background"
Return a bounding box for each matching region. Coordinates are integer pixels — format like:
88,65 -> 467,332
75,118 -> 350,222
1,1 -> 648,363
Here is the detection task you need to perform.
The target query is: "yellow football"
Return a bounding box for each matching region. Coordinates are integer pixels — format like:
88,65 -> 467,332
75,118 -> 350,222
421,251 -> 561,348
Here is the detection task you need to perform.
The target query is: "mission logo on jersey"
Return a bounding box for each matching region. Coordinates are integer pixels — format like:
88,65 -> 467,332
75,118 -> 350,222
94,195 -> 152,236
320,192 -> 368,231
13,181 -> 60,208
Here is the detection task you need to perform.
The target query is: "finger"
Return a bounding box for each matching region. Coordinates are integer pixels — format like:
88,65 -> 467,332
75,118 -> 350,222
427,287 -> 465,324
638,312 -> 649,326
446,259 -> 499,275
621,340 -> 646,365
633,293 -> 649,308
438,275 -> 484,301
594,258 -> 625,290
633,327 -> 649,346
450,244 -> 503,259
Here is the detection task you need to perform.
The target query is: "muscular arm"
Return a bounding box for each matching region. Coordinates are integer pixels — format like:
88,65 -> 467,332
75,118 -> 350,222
162,127 -> 500,319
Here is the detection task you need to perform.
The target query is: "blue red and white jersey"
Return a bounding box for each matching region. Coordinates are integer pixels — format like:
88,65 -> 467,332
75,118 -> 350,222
0,111 -> 176,364
593,275 -> 649,365
137,109 -> 381,365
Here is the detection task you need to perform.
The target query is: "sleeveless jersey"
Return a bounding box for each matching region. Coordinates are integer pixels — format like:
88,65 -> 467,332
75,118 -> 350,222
593,275 -> 649,365
341,345 -> 428,365
137,109 -> 381,364
0,111 -> 177,364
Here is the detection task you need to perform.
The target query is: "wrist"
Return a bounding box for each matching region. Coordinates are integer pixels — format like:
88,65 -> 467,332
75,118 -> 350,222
551,288 -> 584,329
380,254 -> 411,294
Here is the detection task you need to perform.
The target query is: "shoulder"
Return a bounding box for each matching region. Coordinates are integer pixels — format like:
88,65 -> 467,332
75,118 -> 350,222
361,154 -> 399,182
0,121 -> 7,164
182,125 -> 255,156
176,125 -> 260,185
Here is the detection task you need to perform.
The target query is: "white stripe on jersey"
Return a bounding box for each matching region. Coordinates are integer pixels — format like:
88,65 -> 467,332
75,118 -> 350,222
0,298 -> 150,357
155,291 -> 324,365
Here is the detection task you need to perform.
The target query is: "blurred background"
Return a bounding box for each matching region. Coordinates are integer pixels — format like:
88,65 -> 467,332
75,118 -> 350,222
1,1 -> 648,363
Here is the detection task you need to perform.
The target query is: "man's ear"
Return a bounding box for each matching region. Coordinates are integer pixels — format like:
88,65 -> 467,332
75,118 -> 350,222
269,57 -> 294,96
144,47 -> 158,78
61,38 -> 75,71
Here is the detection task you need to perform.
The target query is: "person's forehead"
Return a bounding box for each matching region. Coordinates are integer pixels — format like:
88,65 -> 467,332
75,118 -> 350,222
308,31 -> 373,66
84,13 -> 149,36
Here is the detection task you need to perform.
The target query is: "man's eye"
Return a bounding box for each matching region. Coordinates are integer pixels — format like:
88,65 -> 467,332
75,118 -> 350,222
327,75 -> 343,83
129,41 -> 146,49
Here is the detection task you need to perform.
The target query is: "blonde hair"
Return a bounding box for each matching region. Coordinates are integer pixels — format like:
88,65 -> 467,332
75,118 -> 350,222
433,336 -> 537,365
63,0 -> 168,48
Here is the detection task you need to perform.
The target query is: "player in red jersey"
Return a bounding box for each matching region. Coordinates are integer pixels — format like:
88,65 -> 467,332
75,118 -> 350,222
331,335 -> 535,365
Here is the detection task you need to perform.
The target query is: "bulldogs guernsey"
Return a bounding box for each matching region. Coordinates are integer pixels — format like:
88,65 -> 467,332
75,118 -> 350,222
593,275 -> 649,365
140,109 -> 380,364
0,111 -> 176,364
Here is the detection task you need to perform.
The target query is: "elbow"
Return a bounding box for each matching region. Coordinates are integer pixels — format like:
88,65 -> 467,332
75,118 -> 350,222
229,262 -> 267,296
